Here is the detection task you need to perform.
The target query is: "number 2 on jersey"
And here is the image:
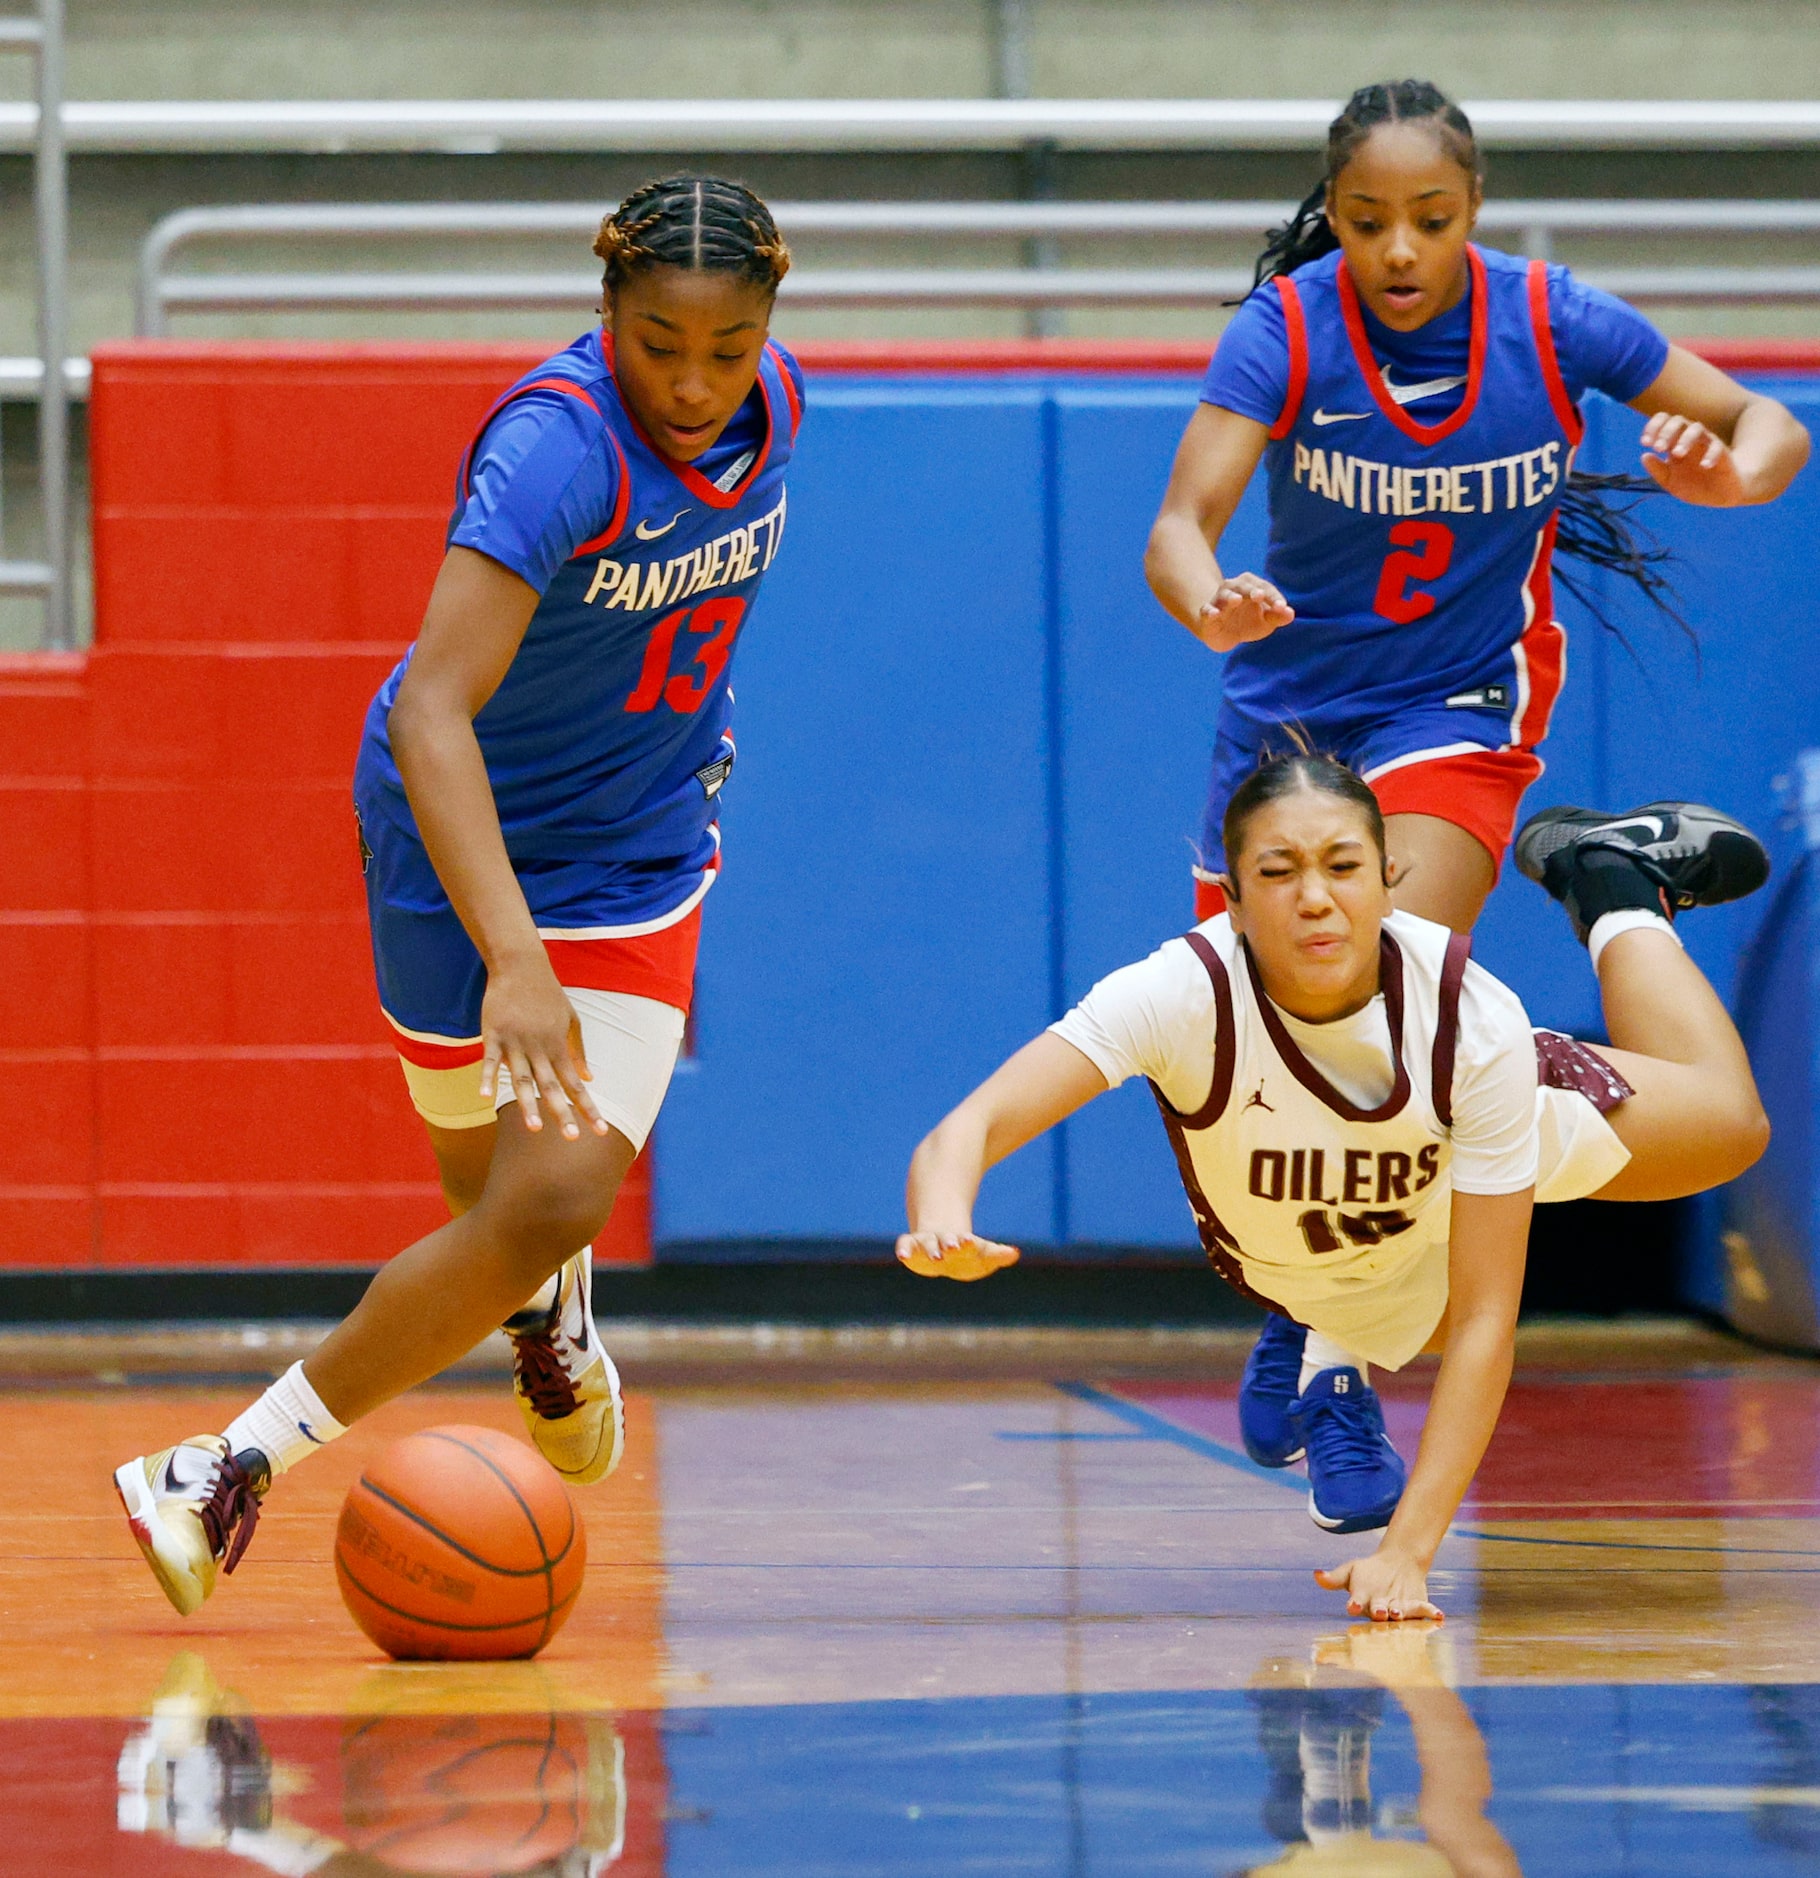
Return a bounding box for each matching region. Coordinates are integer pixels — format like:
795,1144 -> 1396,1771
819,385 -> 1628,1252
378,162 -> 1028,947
1372,519 -> 1454,624
625,596 -> 748,714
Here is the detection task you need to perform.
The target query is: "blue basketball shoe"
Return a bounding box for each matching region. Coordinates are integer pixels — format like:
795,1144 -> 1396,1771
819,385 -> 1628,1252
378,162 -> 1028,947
1291,1367 -> 1406,1534
1239,1313 -> 1308,1466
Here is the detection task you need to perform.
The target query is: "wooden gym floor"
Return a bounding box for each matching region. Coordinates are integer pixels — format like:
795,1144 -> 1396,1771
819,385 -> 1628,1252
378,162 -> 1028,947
6,1321 -> 1820,1873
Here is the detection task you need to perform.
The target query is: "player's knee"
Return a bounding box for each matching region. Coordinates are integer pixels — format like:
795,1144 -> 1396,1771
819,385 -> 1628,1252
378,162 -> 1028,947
486,1171 -> 613,1266
1697,1088 -> 1771,1187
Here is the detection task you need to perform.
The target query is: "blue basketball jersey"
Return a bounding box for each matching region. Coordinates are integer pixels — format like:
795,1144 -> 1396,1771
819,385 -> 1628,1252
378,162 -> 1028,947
1225,245 -> 1582,754
356,329 -> 800,932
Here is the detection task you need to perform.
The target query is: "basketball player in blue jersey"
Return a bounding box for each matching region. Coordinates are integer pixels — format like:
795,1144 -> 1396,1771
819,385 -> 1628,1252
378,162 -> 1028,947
114,177 -> 805,1616
1144,81 -> 1807,1479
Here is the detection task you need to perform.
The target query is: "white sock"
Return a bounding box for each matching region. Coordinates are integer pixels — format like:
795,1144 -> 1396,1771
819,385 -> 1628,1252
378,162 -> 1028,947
1300,1329 -> 1369,1392
1588,908 -> 1681,971
222,1361 -> 347,1476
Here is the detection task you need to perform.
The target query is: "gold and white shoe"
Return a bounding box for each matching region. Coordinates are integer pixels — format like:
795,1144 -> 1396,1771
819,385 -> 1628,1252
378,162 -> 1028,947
504,1248 -> 625,1485
114,1436 -> 268,1617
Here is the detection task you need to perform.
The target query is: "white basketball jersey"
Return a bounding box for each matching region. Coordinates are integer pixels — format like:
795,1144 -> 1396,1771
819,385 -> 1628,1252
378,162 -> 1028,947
1153,915 -> 1472,1357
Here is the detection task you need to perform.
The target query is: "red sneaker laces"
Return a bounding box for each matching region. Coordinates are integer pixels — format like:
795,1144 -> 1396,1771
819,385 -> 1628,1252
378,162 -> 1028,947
201,1452 -> 265,1575
512,1320 -> 581,1419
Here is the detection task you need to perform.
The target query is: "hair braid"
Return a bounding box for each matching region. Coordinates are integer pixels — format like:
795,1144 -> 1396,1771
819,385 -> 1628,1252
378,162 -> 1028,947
592,173 -> 791,295
1252,79 -> 1479,292
1247,79 -> 1690,646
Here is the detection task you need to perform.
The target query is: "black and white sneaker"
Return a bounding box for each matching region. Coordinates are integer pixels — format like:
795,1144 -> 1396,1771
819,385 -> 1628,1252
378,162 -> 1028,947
1515,801 -> 1769,940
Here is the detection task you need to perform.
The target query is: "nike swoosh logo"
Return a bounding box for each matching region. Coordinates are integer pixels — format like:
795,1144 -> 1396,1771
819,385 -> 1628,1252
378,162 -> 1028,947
1382,368 -> 1468,407
1311,409 -> 1369,426
634,509 -> 689,541
1613,816 -> 1667,843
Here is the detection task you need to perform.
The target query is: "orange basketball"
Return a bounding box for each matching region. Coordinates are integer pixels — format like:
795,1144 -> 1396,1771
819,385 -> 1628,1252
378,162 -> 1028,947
335,1424 -> 585,1661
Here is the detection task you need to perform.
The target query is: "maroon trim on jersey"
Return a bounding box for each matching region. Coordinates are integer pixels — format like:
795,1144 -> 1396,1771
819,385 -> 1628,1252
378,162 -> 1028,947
1535,1029 -> 1634,1114
1430,930 -> 1473,1129
768,341 -> 803,440
1151,930 -> 1237,1128
1149,1087 -> 1292,1317
1526,259 -> 1586,446
602,330 -> 779,511
1242,932 -> 1412,1123
1269,277 -> 1309,441
1336,245 -> 1489,446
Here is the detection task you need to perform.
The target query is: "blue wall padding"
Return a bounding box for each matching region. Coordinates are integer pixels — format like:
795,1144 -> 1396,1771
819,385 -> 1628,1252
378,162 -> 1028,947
1722,848 -> 1820,1342
655,371 -> 1820,1262
657,386 -> 1060,1244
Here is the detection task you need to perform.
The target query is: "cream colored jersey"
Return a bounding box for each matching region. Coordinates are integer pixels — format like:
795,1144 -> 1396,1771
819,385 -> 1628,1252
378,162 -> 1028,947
1051,911 -> 1541,1368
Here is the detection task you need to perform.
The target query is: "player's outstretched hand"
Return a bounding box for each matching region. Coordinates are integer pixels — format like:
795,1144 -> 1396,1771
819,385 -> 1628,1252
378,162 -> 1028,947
895,1232 -> 1020,1282
1314,1547 -> 1443,1624
1640,411 -> 1749,506
1195,573 -> 1295,652
479,956 -> 610,1142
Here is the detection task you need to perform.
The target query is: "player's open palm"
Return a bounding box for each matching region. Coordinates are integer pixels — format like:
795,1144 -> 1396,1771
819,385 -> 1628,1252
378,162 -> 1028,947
1641,412 -> 1749,507
1196,573 -> 1295,652
479,958 -> 608,1140
896,1232 -> 1020,1282
1314,1548 -> 1443,1623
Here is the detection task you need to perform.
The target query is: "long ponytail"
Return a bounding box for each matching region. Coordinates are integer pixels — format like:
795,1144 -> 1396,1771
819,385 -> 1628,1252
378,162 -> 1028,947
1250,79 -> 1687,643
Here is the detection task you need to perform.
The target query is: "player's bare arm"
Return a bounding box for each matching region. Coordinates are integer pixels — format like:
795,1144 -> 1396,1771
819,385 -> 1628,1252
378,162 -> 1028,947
1631,344 -> 1810,506
1315,1186 -> 1531,1622
1144,403 -> 1295,651
388,544 -> 605,1141
897,1033 -> 1106,1279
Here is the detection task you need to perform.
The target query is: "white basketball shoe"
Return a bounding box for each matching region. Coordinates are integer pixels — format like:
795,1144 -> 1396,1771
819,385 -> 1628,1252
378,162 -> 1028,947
114,1436 -> 269,1617
504,1248 -> 625,1485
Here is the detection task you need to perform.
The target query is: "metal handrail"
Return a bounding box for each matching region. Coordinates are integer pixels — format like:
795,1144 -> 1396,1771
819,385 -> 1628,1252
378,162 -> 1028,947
0,1 -> 67,647
138,197 -> 1820,335
142,266 -> 1820,325
18,97 -> 1820,154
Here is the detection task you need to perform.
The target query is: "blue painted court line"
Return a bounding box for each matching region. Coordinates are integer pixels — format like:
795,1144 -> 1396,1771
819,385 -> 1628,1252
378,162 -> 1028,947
1456,1526 -> 1820,1558
1057,1381 -> 1305,1491
994,1430 -> 1156,1443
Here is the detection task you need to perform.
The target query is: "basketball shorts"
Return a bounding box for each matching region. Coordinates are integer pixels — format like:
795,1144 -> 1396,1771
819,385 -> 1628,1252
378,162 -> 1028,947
359,804 -> 703,1147
1532,1030 -> 1634,1203
1193,706 -> 1544,917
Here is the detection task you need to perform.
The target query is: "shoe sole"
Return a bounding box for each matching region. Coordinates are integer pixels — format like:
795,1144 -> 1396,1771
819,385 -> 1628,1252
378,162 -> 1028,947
1518,802 -> 1766,904
1243,1443 -> 1306,1468
1307,1490 -> 1400,1535
113,1460 -> 208,1617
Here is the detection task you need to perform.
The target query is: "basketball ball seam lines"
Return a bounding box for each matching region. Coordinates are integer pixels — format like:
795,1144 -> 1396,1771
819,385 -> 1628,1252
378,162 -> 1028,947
418,1427 -> 571,1644
350,1476 -> 574,1579
419,1429 -> 575,1569
337,1556 -> 584,1634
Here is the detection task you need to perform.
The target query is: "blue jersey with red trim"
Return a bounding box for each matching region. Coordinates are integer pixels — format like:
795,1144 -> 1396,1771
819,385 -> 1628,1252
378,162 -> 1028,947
1218,245 -> 1583,753
355,329 -> 801,931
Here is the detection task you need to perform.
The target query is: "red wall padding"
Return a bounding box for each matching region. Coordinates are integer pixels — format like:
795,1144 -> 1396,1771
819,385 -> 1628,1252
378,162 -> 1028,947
1,341 -> 653,1269
9,332 -> 1818,1271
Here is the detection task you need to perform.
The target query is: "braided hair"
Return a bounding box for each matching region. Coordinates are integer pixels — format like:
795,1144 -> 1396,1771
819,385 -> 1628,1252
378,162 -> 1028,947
593,174 -> 791,296
1250,81 -> 1685,644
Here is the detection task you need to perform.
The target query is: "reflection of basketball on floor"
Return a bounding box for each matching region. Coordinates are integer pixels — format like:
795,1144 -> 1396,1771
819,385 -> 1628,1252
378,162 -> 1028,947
335,1425 -> 585,1660
341,1710 -> 599,1875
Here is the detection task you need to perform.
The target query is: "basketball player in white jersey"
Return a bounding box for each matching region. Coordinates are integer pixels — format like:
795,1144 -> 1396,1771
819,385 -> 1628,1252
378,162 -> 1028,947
899,750 -> 1769,1622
